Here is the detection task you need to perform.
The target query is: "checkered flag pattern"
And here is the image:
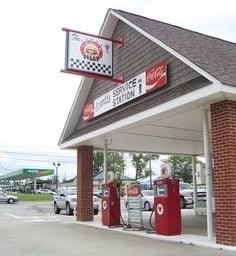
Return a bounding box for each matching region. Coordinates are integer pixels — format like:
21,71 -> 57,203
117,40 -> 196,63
69,58 -> 112,76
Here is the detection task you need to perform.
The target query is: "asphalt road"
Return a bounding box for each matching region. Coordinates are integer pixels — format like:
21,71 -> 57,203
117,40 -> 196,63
0,201 -> 234,256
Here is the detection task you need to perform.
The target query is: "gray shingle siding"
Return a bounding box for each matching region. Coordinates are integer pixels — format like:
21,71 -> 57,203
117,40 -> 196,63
114,9 -> 236,87
64,20 -> 210,141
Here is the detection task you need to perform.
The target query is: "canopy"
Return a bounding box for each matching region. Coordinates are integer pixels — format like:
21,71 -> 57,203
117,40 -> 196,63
0,169 -> 54,181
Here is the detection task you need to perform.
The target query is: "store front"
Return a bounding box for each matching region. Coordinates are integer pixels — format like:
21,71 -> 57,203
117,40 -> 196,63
59,9 -> 236,246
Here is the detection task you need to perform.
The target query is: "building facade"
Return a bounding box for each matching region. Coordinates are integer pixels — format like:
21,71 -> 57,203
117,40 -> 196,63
59,9 -> 236,246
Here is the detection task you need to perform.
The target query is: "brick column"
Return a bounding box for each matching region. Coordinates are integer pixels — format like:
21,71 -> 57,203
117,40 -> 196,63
77,146 -> 93,221
211,100 -> 236,245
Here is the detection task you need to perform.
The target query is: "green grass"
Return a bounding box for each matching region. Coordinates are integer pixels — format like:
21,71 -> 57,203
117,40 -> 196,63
12,193 -> 53,202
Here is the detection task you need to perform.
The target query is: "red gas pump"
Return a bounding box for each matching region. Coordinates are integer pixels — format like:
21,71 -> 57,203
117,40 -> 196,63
154,178 -> 181,235
101,181 -> 120,227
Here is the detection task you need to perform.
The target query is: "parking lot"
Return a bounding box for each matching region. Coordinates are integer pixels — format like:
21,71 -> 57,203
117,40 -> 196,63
0,201 -> 234,256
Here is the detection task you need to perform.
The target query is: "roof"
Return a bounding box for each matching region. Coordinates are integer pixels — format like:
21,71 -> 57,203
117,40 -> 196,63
93,172 -> 134,181
0,169 -> 54,181
113,9 -> 236,86
58,9 -> 236,148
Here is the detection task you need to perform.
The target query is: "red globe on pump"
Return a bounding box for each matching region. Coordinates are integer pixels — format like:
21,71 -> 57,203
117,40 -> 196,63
154,178 -> 181,235
101,182 -> 120,227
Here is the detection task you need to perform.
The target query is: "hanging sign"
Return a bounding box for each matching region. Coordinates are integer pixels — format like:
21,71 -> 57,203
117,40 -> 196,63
64,29 -> 113,77
83,62 -> 167,120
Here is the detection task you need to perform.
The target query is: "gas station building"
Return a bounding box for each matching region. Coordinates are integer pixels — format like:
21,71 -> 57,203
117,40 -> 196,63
59,9 -> 236,246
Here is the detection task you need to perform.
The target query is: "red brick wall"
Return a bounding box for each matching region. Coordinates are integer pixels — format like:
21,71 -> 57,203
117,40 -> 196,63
77,146 -> 93,221
211,100 -> 236,246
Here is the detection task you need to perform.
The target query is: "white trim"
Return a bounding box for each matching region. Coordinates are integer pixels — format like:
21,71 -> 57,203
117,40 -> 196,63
110,10 -> 222,86
202,109 -> 214,241
59,83 -> 222,149
58,77 -> 95,145
221,83 -> 236,94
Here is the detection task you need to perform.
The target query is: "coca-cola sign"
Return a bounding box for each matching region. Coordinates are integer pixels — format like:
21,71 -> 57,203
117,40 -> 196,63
146,63 -> 167,92
83,62 -> 167,120
83,102 -> 94,121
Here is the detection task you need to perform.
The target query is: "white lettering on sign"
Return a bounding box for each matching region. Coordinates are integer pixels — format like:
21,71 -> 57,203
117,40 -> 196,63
83,63 -> 167,120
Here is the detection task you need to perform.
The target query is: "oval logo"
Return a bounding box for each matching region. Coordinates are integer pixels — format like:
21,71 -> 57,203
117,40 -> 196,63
80,40 -> 103,61
156,203 -> 164,215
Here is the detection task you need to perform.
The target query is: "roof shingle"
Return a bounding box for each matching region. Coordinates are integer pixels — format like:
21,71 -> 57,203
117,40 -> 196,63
113,9 -> 236,86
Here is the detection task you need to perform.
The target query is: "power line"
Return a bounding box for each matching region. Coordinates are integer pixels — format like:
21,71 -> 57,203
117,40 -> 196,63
0,155 -> 76,164
0,150 -> 76,159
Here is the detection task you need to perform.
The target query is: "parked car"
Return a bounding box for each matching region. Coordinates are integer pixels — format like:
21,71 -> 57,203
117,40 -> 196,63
53,187 -> 99,216
35,189 -> 55,195
0,191 -> 19,204
93,190 -> 102,198
179,182 -> 207,208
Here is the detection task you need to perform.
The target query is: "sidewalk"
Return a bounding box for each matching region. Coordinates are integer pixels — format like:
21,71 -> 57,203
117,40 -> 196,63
76,210 -> 236,252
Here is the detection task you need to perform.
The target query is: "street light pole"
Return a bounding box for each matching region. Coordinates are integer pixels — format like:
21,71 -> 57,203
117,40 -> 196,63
53,162 -> 60,191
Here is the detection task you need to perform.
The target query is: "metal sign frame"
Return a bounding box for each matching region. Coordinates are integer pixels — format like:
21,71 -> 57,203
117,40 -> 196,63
61,28 -> 124,83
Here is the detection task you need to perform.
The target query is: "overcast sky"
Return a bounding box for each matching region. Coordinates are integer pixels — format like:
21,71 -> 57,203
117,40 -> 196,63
0,0 -> 235,178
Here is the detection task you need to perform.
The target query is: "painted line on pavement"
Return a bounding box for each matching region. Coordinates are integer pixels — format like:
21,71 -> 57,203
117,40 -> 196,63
5,213 -> 22,219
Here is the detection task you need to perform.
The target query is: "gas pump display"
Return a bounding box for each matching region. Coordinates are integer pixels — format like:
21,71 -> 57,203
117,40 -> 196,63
127,184 -> 143,229
101,181 -> 120,227
154,178 -> 181,236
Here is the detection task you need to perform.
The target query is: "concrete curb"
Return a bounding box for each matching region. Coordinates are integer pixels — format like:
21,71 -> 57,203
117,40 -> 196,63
76,220 -> 236,252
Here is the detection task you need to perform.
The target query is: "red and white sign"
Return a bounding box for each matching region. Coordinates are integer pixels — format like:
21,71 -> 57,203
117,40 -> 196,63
127,184 -> 141,197
146,63 -> 167,91
156,203 -> 164,215
65,30 -> 113,77
83,63 -> 167,120
83,102 -> 94,121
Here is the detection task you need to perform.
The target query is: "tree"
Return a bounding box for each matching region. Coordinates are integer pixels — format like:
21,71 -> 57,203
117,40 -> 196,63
93,151 -> 104,176
168,156 -> 193,183
93,151 -> 125,177
130,153 -> 147,180
144,154 -> 159,189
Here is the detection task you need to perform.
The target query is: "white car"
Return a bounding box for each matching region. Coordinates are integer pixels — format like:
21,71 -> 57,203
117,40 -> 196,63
0,191 -> 19,204
35,189 -> 55,195
180,183 -> 207,208
53,187 -> 99,216
141,190 -> 154,211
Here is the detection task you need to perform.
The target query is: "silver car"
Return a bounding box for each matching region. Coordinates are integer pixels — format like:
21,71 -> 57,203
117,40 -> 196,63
0,191 -> 19,204
53,187 -> 99,216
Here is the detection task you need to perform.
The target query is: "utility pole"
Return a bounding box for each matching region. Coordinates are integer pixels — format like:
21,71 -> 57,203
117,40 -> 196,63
149,157 -> 152,189
53,162 -> 60,191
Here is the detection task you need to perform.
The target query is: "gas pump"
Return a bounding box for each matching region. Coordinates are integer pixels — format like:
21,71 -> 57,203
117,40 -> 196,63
101,181 -> 120,227
154,177 -> 181,235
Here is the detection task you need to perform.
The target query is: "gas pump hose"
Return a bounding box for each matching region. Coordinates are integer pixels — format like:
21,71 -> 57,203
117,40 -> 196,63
144,207 -> 156,234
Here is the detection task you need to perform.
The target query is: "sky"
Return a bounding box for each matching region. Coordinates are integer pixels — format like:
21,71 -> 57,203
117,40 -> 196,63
0,0 -> 235,179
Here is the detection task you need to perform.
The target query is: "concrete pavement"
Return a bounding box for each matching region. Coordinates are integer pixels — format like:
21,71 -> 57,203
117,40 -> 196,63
0,201 -> 235,256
